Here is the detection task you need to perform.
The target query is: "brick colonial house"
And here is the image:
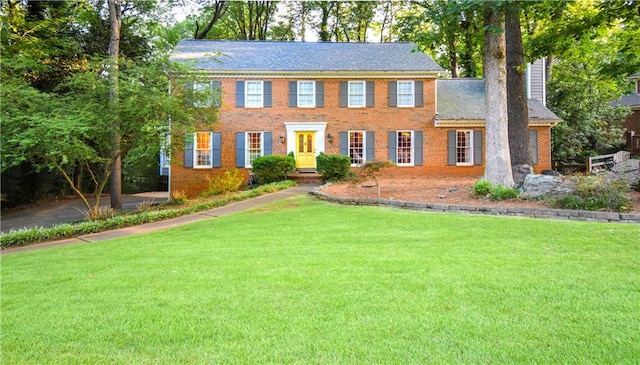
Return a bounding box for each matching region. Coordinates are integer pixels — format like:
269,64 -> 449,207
612,72 -> 640,153
167,40 -> 561,197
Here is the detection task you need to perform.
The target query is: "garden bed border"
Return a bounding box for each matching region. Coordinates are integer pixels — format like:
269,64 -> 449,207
311,188 -> 640,224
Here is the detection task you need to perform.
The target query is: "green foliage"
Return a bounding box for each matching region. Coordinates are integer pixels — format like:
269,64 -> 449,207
251,155 -> 295,184
203,169 -> 245,196
316,153 -> 352,182
472,179 -> 520,201
0,181 -> 295,248
552,175 -> 631,212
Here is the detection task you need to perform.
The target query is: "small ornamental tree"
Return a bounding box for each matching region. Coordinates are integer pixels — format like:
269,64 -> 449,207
359,160 -> 394,198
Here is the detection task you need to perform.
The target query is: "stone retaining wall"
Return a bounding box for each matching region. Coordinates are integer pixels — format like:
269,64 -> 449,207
311,189 -> 640,224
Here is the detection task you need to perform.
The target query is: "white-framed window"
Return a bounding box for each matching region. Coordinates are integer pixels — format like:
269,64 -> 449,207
297,81 -> 315,108
246,131 -> 264,167
396,130 -> 414,166
456,130 -> 473,166
348,81 -> 366,107
245,81 -> 263,108
397,80 -> 414,107
348,131 -> 366,166
195,132 -> 213,168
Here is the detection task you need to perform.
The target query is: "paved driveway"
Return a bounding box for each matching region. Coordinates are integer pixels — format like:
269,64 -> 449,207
1,192 -> 169,233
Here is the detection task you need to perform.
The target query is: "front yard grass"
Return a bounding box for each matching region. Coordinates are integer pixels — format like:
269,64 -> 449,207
2,196 -> 639,363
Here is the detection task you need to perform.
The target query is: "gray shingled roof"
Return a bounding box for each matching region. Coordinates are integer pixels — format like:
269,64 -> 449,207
171,40 -> 443,73
436,78 -> 562,122
611,93 -> 640,107
630,72 -> 640,78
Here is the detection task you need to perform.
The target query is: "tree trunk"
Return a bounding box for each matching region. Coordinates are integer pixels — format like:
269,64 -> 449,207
483,6 -> 514,187
505,1 -> 531,167
108,0 -> 122,210
194,1 -> 227,39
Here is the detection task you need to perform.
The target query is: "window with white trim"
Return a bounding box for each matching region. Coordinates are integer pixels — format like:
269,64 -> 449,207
195,132 -> 213,168
348,131 -> 365,165
397,81 -> 414,107
297,81 -> 315,108
245,81 -> 263,108
246,132 -> 263,167
456,130 -> 473,165
348,81 -> 366,107
397,131 -> 413,166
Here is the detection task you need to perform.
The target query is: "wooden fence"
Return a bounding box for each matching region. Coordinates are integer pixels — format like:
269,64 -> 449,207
586,151 -> 631,174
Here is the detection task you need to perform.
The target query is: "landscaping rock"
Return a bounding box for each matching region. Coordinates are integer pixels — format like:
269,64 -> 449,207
541,169 -> 561,176
512,164 -> 534,187
521,174 -> 577,198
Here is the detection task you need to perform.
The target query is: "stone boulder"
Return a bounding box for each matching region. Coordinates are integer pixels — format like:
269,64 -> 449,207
521,174 -> 577,198
512,164 -> 534,187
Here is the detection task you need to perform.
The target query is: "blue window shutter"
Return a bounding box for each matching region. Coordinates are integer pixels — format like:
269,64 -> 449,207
414,131 -> 423,166
211,81 -> 222,108
388,81 -> 397,107
388,131 -> 397,163
288,81 -> 297,107
236,81 -> 245,108
236,132 -> 245,167
264,81 -> 272,107
530,130 -> 539,164
474,130 -> 483,165
415,81 -> 424,107
316,81 -> 324,107
264,132 -> 272,156
184,133 -> 194,168
185,82 -> 194,107
366,81 -> 375,107
366,131 -> 375,161
447,130 -> 456,166
339,132 -> 348,156
212,132 -> 221,167
339,82 -> 348,107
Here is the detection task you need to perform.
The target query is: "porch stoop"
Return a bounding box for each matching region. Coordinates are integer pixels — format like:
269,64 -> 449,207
287,170 -> 323,185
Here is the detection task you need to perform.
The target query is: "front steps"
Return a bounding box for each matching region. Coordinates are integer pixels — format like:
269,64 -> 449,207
287,170 -> 323,185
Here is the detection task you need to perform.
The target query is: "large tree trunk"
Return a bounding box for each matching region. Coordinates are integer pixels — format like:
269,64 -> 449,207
108,0 -> 122,210
483,6 -> 514,187
505,1 -> 531,167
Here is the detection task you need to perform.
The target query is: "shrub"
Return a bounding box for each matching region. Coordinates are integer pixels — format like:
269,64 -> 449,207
472,180 -> 520,201
316,153 -> 352,182
553,175 -> 631,212
170,190 -> 188,205
472,180 -> 493,198
203,169 -> 244,196
252,155 -> 295,184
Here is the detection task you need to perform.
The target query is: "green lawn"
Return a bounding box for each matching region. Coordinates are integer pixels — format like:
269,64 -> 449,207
2,195 -> 639,364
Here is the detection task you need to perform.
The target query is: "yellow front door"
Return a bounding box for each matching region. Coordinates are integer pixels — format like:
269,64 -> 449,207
295,132 -> 316,168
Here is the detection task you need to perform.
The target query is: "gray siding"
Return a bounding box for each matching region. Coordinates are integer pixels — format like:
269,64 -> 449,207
527,58 -> 546,105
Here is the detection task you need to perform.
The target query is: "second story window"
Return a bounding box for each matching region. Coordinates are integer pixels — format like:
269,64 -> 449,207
348,81 -> 366,107
245,81 -> 263,108
397,81 -> 414,107
297,81 -> 315,107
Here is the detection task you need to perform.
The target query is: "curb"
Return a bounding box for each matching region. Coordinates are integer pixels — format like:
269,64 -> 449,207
310,189 -> 640,224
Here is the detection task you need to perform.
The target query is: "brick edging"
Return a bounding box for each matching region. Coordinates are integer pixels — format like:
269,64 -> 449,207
310,188 -> 640,224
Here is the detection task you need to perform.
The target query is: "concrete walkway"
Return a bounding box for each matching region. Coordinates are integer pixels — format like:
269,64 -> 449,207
2,186 -> 316,254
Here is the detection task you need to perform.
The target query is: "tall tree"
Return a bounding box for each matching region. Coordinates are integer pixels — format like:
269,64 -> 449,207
223,1 -> 277,40
483,4 -> 514,186
505,1 -> 531,168
194,1 -> 228,39
108,0 -> 122,209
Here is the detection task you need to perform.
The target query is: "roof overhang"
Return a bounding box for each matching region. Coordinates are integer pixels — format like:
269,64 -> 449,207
186,70 -> 442,79
435,119 -> 562,128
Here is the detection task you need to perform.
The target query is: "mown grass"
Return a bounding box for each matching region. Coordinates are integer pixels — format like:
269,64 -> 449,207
2,196 -> 639,364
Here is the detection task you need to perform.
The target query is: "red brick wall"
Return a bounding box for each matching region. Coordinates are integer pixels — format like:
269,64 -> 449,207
171,77 -> 553,196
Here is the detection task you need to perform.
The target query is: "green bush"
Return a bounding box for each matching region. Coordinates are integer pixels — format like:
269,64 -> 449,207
203,169 -> 245,196
316,153 -> 352,182
251,155 -> 295,184
472,180 -> 520,201
553,175 -> 631,212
